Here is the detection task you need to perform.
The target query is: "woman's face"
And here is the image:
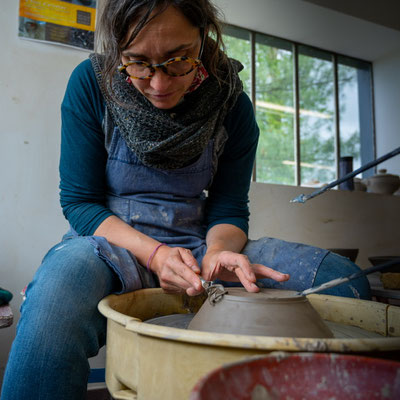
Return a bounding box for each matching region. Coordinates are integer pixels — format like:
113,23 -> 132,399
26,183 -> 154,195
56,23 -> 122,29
121,6 -> 202,109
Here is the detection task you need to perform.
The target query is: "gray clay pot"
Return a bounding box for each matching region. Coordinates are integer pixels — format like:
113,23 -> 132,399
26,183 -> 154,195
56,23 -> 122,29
188,288 -> 333,338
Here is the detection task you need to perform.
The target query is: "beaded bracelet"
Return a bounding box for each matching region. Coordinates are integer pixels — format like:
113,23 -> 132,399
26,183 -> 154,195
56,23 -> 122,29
146,243 -> 167,273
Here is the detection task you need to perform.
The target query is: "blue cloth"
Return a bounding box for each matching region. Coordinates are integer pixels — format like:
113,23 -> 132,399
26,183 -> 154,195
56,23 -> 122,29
244,237 -> 328,290
74,126 -> 213,293
218,249 -> 371,300
68,126 -> 329,296
59,59 -> 259,236
313,252 -> 371,300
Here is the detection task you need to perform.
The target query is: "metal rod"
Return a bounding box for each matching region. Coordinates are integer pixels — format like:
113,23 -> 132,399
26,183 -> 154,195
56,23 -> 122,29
290,145 -> 400,203
299,257 -> 400,296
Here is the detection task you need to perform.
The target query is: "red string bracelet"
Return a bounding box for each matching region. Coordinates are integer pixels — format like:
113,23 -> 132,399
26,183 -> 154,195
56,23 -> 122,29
146,243 -> 167,273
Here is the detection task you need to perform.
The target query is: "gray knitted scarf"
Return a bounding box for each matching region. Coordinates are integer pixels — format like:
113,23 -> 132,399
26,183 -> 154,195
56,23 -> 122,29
90,53 -> 243,170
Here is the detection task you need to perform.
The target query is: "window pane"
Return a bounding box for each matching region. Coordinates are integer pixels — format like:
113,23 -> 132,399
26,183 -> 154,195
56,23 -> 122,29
338,63 -> 360,170
222,25 -> 374,187
299,46 -> 336,187
255,34 -> 295,184
222,26 -> 251,95
338,56 -> 374,177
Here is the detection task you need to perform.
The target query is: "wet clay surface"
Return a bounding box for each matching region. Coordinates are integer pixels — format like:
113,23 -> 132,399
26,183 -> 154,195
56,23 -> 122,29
188,288 -> 334,337
218,288 -> 301,301
148,288 -> 334,338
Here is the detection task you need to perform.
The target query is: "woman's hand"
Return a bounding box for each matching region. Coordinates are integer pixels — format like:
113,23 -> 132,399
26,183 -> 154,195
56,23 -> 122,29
151,245 -> 203,296
201,249 -> 290,293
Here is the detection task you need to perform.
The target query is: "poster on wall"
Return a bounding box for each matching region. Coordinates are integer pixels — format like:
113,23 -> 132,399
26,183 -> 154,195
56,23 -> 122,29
18,0 -> 97,51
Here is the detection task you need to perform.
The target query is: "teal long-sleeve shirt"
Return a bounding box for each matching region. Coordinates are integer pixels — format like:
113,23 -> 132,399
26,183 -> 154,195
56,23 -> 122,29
59,59 -> 259,236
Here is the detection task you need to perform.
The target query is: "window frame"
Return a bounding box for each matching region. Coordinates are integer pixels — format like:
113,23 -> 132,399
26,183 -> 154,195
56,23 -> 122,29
222,24 -> 376,186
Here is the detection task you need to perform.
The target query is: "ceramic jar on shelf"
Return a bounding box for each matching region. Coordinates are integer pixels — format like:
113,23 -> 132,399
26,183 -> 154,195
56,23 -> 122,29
362,169 -> 400,195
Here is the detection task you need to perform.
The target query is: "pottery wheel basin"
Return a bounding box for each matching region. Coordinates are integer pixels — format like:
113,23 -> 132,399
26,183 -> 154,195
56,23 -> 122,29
187,288 -> 333,338
98,289 -> 400,400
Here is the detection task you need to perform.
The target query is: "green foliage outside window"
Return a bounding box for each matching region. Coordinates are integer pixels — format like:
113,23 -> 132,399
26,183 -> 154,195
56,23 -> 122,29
255,42 -> 295,185
222,26 -> 372,186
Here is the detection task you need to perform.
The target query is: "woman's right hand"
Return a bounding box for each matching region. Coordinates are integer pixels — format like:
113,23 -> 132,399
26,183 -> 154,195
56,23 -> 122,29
151,245 -> 203,296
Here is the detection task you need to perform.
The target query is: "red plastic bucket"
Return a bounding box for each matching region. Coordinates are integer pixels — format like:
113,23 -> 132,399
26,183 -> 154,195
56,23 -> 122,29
190,352 -> 400,400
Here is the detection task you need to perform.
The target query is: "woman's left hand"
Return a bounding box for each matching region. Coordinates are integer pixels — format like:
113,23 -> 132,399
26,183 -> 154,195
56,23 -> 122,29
201,249 -> 290,292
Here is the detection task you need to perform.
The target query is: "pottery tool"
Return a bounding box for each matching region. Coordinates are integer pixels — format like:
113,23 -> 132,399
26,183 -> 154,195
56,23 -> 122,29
199,277 -> 227,305
298,257 -> 400,296
290,146 -> 400,204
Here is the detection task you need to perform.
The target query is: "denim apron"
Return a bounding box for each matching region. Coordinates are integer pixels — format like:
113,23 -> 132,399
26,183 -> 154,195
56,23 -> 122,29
82,125 -> 328,293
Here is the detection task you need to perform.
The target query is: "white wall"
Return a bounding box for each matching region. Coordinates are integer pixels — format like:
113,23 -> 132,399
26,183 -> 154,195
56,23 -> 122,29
1,0 -> 400,384
0,0 -> 87,381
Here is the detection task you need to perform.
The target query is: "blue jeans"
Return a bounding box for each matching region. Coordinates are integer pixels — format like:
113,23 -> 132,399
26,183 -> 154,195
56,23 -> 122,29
220,249 -> 371,300
1,237 -> 119,400
1,239 -> 371,399
312,252 -> 371,299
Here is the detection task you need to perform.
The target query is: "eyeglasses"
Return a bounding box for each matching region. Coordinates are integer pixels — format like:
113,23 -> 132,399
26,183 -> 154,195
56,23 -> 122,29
119,28 -> 205,80
118,56 -> 202,80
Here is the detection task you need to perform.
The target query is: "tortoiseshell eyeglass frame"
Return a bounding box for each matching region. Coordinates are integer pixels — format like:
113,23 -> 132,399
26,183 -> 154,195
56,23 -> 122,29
118,28 -> 205,80
118,56 -> 202,80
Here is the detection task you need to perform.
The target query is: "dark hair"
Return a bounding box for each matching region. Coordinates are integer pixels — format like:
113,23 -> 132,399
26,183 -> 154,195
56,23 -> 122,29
97,0 -> 229,95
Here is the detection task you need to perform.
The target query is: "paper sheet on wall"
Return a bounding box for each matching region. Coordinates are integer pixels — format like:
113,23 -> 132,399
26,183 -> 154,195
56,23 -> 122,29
18,0 -> 97,51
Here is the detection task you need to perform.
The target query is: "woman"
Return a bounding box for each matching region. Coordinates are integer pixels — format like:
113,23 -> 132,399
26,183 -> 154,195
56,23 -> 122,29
1,1 -> 370,398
